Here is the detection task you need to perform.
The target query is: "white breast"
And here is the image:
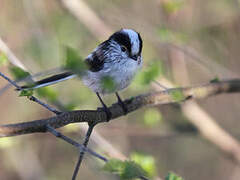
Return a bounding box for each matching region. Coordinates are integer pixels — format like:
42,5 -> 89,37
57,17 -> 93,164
82,58 -> 142,94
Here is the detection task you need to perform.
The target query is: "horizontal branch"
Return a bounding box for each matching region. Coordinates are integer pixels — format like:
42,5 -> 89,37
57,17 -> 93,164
1,79 -> 240,137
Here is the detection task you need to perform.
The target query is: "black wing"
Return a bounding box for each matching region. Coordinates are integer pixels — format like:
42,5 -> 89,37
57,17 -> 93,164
85,41 -> 110,72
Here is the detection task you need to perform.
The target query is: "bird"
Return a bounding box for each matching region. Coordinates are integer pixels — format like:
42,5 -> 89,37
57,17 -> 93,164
18,29 -> 143,120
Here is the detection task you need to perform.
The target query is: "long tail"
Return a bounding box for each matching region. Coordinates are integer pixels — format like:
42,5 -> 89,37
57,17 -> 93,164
17,72 -> 77,90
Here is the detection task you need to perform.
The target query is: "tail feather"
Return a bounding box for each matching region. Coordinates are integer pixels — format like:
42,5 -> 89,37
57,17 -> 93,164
17,72 -> 76,90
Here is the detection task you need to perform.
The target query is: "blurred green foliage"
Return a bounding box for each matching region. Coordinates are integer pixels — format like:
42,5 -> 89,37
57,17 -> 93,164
101,76 -> 116,92
0,52 -> 8,67
135,61 -> 164,86
165,172 -> 184,180
36,86 -> 58,102
9,66 -> 30,79
64,102 -> 78,111
158,28 -> 188,44
162,0 -> 185,14
103,159 -> 146,180
210,77 -> 220,83
0,137 -> 15,149
130,152 -> 157,178
65,46 -> 87,74
169,89 -> 185,102
143,108 -> 163,127
19,89 -> 34,97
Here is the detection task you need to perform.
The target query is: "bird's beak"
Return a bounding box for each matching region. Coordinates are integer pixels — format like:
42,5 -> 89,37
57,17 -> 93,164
131,55 -> 138,61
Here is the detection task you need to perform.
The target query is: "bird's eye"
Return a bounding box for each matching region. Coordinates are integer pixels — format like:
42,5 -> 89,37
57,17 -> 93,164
121,46 -> 127,52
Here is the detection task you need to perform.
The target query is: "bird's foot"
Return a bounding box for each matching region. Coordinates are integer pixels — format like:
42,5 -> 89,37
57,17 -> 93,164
115,92 -> 128,115
117,100 -> 128,115
98,106 -> 112,122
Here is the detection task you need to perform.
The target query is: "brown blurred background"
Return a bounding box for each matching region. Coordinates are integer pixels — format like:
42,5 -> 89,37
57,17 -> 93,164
1,0 -> 240,179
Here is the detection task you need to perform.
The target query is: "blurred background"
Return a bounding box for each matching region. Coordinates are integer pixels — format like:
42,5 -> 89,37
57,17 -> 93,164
1,0 -> 240,179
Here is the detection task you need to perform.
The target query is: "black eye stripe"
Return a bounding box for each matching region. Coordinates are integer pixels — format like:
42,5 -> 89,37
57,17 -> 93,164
137,32 -> 143,55
109,30 -> 143,57
109,31 -> 132,54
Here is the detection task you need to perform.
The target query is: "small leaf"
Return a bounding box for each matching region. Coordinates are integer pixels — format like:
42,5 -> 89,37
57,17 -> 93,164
210,77 -> 220,83
19,89 -> 33,97
64,46 -> 87,74
169,89 -> 185,102
101,76 -> 116,92
103,159 -> 146,180
144,108 -> 163,127
165,172 -> 184,180
0,52 -> 8,66
131,152 -> 157,178
103,159 -> 124,174
121,161 -> 146,180
9,66 -> 30,79
36,87 -> 58,102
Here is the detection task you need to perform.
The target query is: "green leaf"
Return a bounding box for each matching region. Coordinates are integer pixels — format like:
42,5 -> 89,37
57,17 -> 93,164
103,159 -> 124,174
121,161 -> 145,180
135,61 -> 164,86
19,89 -> 33,97
144,108 -> 163,127
101,76 -> 116,92
0,52 -> 8,66
103,159 -> 146,180
131,152 -> 157,178
64,46 -> 87,74
210,77 -> 220,83
36,87 -> 58,102
9,66 -> 30,79
169,89 -> 185,102
165,172 -> 184,180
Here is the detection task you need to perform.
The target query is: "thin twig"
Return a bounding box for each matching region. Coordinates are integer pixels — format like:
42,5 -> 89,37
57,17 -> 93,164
0,71 -> 21,89
46,125 -> 107,162
0,71 -> 61,114
153,80 -> 168,90
72,123 -> 96,180
28,96 -> 61,115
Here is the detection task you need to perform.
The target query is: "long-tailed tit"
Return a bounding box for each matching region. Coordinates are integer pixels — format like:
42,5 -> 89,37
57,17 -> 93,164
19,29 -> 143,120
